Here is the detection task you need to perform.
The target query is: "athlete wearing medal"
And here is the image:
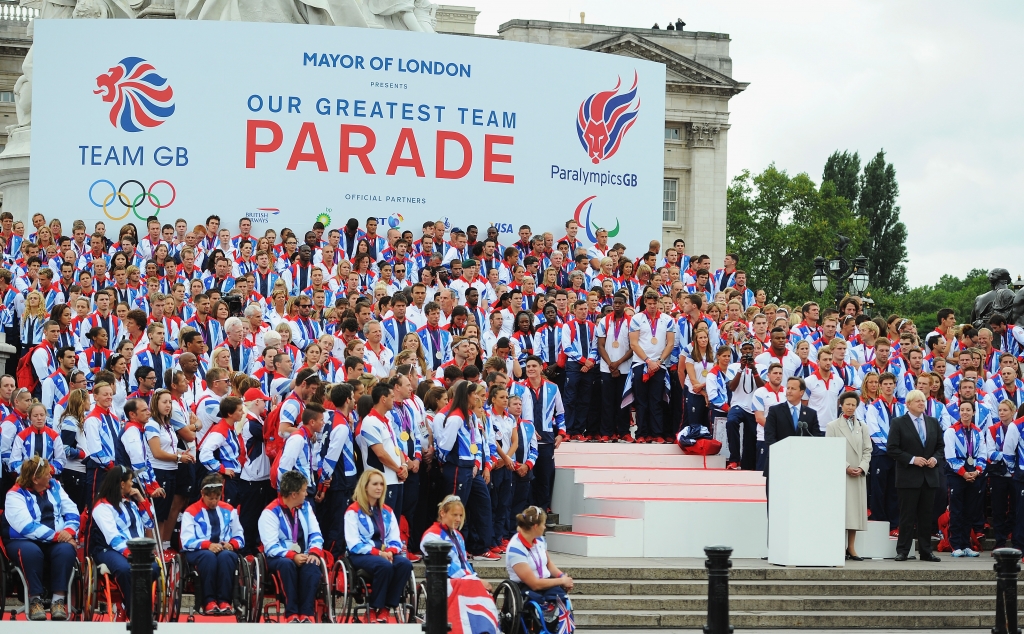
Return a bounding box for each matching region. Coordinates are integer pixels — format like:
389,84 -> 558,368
356,383 -> 408,514
596,293 -> 633,441
627,291 -> 676,443
259,470 -> 325,623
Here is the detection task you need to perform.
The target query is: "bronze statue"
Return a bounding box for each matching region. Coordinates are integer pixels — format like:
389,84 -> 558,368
972,268 -> 1015,328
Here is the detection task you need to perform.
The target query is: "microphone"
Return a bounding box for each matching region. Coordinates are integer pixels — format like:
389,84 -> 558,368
798,420 -> 808,436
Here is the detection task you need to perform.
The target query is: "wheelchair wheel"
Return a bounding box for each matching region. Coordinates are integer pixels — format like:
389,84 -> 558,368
162,552 -> 184,622
493,580 -> 522,634
250,554 -> 266,623
315,558 -> 335,623
329,558 -> 353,622
67,559 -> 84,621
0,549 -> 7,618
414,581 -> 427,624
395,568 -> 416,624
233,556 -> 252,622
82,558 -> 97,622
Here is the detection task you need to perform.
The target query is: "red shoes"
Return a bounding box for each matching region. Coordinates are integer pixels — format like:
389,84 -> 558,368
726,462 -> 740,470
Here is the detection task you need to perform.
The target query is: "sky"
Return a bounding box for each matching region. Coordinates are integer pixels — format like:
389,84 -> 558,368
463,1 -> 1024,288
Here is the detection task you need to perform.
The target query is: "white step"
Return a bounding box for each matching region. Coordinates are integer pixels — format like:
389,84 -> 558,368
545,527 -> 644,557
556,453 -> 726,469
582,497 -> 768,558
555,442 -> 683,455
582,482 -> 766,501
569,467 -> 767,486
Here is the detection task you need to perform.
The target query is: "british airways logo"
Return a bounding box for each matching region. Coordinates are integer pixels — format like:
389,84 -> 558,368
576,72 -> 640,165
94,57 -> 175,133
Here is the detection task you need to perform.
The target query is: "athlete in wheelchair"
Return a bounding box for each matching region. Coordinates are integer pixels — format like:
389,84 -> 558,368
494,507 -> 575,634
180,473 -> 246,616
85,465 -> 162,619
258,469 -> 328,623
344,468 -> 414,623
1,456 -> 81,621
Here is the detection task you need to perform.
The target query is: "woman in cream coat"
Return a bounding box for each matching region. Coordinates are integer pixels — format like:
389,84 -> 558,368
826,391 -> 873,560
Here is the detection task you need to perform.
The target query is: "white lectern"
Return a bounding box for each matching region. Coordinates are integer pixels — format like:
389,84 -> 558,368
768,436 -> 846,566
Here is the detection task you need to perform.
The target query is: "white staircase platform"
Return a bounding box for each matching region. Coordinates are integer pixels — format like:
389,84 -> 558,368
549,442 -> 768,559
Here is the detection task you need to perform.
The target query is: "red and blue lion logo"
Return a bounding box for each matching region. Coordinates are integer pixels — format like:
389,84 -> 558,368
94,57 -> 175,133
576,72 -> 640,164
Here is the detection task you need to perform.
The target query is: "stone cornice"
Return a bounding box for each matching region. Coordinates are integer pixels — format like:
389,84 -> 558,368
497,19 -> 731,42
582,33 -> 748,97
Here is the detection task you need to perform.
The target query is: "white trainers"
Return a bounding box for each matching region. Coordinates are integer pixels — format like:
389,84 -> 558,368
951,549 -> 965,557
964,548 -> 980,557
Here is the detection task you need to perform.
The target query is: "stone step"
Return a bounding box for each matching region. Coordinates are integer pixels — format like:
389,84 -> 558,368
573,609 -> 994,629
479,564 -> 997,582
560,578 -> 997,596
569,593 -> 1011,612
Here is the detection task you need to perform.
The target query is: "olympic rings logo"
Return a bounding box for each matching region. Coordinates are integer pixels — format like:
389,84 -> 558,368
88,180 -> 177,221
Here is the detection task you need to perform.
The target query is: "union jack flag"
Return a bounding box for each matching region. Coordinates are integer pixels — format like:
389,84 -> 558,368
555,597 -> 574,634
448,578 -> 499,634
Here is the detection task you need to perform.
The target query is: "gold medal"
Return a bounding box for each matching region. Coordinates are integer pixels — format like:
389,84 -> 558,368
394,446 -> 401,457
612,341 -> 620,348
400,431 -> 410,442
650,337 -> 658,345
470,443 -> 479,453
702,369 -> 709,377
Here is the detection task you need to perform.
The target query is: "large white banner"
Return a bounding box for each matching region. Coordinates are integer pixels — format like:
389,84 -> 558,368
31,19 -> 665,253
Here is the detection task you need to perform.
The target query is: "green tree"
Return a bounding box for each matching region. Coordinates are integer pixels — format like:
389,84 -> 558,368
727,165 -> 866,306
858,150 -> 908,294
822,150 -> 861,208
866,269 -> 989,331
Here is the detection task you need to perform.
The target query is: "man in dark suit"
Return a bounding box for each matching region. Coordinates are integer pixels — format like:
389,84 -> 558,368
763,376 -> 822,495
886,389 -> 944,561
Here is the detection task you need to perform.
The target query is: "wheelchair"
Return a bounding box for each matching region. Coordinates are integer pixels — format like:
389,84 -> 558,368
0,514 -> 84,621
331,555 -> 417,624
493,579 -> 574,634
249,550 -> 335,623
78,508 -> 181,623
178,548 -> 253,622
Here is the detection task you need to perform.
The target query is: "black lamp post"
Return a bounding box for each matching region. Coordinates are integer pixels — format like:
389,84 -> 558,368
810,235 -> 869,308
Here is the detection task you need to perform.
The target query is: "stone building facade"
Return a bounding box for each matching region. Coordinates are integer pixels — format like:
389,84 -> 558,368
437,7 -> 747,265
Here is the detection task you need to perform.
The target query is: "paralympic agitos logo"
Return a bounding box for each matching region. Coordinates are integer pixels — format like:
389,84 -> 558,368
576,72 -> 640,165
94,57 -> 175,133
574,195 -> 620,244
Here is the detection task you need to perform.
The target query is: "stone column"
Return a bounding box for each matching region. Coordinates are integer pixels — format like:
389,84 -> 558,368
684,121 -> 722,264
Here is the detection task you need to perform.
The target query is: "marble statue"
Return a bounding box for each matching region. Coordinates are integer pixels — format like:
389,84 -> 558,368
179,0 -> 435,30
971,268 -> 1015,328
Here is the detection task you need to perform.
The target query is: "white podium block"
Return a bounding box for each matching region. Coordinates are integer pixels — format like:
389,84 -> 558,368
854,520 -> 913,559
768,436 -> 846,566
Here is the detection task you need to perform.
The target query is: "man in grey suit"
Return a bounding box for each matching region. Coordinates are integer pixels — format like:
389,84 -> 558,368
886,389 -> 945,561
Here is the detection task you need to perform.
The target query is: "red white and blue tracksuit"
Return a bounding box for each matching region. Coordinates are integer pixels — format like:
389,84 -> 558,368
3,480 -> 80,596
259,498 -> 324,618
180,500 -> 244,607
344,502 -> 412,610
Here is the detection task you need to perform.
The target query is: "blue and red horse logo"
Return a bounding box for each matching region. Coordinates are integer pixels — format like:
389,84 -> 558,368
576,72 -> 640,164
94,57 -> 175,133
